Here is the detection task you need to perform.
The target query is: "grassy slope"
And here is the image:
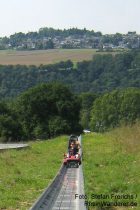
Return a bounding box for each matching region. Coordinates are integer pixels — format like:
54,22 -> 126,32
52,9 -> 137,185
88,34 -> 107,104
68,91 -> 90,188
83,123 -> 140,210
0,49 -> 119,66
1,124 -> 139,210
0,136 -> 67,210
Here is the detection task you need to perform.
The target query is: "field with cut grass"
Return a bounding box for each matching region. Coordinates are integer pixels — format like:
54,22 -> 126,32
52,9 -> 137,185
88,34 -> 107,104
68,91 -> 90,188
0,136 -> 67,210
83,122 -> 140,210
0,49 -> 118,66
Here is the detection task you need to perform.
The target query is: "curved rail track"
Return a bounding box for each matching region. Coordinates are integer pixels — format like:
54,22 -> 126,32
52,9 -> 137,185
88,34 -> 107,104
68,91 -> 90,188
30,136 -> 86,210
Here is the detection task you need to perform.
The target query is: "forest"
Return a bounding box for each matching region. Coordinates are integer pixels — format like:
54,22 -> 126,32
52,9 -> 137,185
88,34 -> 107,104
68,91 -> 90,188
0,50 -> 140,142
0,83 -> 82,142
0,50 -> 140,99
0,82 -> 140,142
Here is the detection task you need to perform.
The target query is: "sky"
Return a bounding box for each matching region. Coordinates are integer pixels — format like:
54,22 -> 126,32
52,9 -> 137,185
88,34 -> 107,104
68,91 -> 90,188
0,0 -> 140,37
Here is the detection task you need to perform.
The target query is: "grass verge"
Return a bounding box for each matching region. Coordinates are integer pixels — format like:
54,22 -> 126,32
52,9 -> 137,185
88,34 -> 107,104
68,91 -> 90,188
0,135 -> 67,210
82,123 -> 140,210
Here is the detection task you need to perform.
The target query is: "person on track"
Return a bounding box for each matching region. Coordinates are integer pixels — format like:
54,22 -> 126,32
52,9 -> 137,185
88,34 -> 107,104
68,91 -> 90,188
70,139 -> 81,155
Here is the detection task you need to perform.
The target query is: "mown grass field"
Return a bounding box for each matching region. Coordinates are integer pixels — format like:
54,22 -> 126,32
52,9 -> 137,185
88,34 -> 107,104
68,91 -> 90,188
0,49 -> 118,66
0,136 -> 67,210
82,123 -> 140,210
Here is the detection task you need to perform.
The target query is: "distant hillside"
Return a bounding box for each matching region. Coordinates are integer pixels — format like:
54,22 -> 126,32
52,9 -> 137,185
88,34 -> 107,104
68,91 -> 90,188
0,50 -> 140,99
0,27 -> 140,50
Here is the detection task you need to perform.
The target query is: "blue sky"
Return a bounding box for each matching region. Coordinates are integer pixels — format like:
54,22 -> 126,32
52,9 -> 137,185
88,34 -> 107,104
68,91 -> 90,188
0,0 -> 140,37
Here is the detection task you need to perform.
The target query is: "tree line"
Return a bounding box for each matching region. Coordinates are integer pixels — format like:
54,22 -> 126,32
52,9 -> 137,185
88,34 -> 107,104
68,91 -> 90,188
0,50 -> 140,99
0,27 -> 139,50
0,27 -> 101,49
0,82 -> 140,142
0,83 -> 82,142
90,88 -> 140,132
0,50 -> 140,142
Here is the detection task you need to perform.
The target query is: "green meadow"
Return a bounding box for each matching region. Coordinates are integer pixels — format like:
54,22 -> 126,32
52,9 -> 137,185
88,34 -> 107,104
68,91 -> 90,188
0,136 -> 67,209
82,123 -> 140,210
0,123 -> 140,210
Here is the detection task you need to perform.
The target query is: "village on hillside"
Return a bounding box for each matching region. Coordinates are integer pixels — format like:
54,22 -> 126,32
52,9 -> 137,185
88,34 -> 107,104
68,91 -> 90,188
0,28 -> 140,50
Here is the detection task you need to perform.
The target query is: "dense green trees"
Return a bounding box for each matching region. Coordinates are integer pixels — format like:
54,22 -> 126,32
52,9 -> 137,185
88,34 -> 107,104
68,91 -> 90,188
7,27 -> 101,41
0,102 -> 23,142
0,50 -> 140,99
90,88 -> 140,132
0,57 -> 117,97
16,82 -> 82,139
0,50 -> 140,141
79,92 -> 98,129
0,83 -> 82,142
0,84 -> 140,141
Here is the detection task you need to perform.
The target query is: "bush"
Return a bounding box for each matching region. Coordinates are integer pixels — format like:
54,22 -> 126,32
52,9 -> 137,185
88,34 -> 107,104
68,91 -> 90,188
90,88 -> 140,132
15,82 -> 82,140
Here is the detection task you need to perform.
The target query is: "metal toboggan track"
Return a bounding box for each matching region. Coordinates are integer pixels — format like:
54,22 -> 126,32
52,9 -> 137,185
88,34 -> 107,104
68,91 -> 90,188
30,136 -> 86,210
